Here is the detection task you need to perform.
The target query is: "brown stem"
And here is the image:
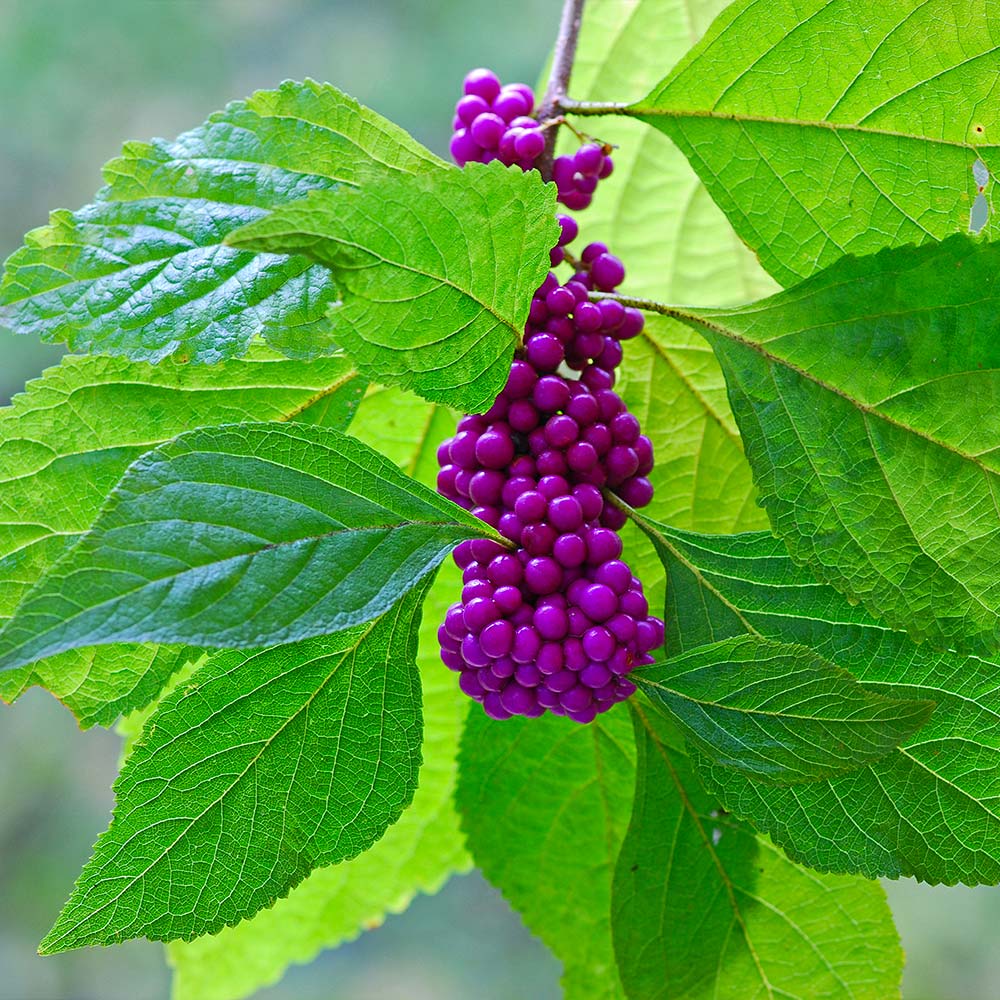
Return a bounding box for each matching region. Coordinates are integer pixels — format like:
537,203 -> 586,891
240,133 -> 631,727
536,0 -> 588,181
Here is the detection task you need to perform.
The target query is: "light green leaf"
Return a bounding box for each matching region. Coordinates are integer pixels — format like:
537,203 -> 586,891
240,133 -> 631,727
628,0 -> 1000,285
0,80 -> 444,363
0,349 -> 363,723
0,422 -> 498,671
458,707 -> 634,1000
40,585 -> 428,954
636,635 -> 933,784
230,162 -> 559,413
613,704 -> 903,999
167,560 -> 470,1000
641,514 -> 1000,884
166,385 -> 468,1000
662,235 -> 1000,655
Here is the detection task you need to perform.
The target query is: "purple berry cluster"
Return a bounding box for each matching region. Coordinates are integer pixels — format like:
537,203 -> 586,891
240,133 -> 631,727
437,67 -> 663,724
552,142 -> 614,211
450,68 -> 545,170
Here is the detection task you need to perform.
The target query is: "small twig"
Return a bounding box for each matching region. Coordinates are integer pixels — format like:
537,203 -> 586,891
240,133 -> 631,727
588,291 -> 701,325
536,0 -> 588,180
558,98 -> 629,116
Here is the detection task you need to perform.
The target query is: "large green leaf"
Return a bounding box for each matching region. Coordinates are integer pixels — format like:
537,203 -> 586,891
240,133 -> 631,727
230,161 -> 559,413
639,513 -> 1000,884
0,80 -> 443,363
167,560 -> 469,1000
458,707 -> 634,1000
636,635 -> 932,784
613,705 -> 903,999
0,422 -> 498,671
40,585 -> 428,954
627,0 -> 1000,285
167,387 -> 468,1000
0,349 -> 363,723
658,235 -> 1000,655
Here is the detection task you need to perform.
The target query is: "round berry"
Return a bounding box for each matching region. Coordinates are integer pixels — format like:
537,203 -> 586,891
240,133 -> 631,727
470,112 -> 506,149
575,143 -> 604,175
514,490 -> 546,523
619,476 -> 654,508
474,430 -> 514,469
525,556 -> 563,595
579,583 -> 618,622
463,68 -> 502,102
533,375 -> 570,413
545,414 -> 579,448
464,597 -> 500,633
548,494 -> 584,532
553,532 -> 588,567
534,603 -> 569,640
521,522 -> 557,555
480,619 -> 514,658
511,625 -> 541,664
514,128 -> 545,161
582,626 -> 616,661
526,333 -> 564,372
557,213 -> 579,245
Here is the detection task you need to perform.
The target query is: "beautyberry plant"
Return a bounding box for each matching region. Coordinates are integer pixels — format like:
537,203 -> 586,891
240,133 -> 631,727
0,1 -> 997,998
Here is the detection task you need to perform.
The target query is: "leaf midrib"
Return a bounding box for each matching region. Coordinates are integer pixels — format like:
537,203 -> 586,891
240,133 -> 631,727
630,103 -> 995,156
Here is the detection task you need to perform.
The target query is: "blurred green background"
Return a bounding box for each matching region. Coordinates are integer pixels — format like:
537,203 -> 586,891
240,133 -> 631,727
0,2 -> 996,999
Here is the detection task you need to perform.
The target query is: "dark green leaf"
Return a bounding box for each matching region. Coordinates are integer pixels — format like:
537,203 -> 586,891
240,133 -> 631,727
640,512 -> 1000,884
458,707 -> 634,1000
613,704 -> 904,999
167,388 -> 469,1000
668,236 -> 1000,655
0,349 -> 363,723
229,161 -> 560,412
0,422 -> 497,671
0,80 -> 443,362
636,634 -> 932,784
629,0 -> 1000,285
40,585 -> 428,953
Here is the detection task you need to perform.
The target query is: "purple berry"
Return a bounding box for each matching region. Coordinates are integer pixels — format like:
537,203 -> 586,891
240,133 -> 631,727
511,625 -> 541,664
579,583 -> 618,622
533,375 -> 570,413
525,556 -> 563,595
464,68 -> 502,102
480,619 -> 515,657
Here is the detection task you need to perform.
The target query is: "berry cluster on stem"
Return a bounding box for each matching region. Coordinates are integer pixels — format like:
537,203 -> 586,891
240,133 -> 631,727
437,68 -> 664,724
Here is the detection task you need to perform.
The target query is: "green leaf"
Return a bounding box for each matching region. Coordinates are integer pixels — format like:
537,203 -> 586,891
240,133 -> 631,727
167,560 -> 470,1000
636,635 -> 933,784
0,422 -> 497,672
613,704 -> 903,999
628,0 -> 1000,285
39,584 -> 428,954
166,385 -> 468,1000
0,80 -> 444,363
230,161 -> 559,413
458,707 -> 634,1000
664,235 -> 1000,655
641,514 -> 1000,884
0,349 -> 363,723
